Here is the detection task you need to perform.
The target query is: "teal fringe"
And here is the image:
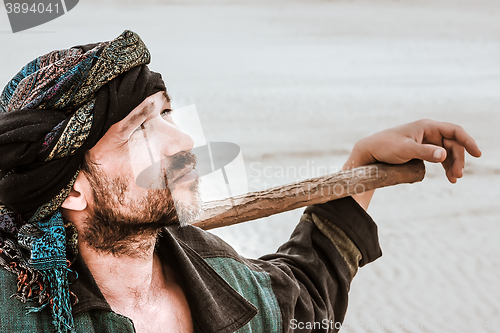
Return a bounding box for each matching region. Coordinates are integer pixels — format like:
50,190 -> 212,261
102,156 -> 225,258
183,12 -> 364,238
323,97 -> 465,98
26,267 -> 74,333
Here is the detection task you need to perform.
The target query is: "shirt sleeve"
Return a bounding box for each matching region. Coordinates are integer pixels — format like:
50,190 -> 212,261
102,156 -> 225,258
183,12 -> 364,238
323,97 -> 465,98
257,195 -> 382,332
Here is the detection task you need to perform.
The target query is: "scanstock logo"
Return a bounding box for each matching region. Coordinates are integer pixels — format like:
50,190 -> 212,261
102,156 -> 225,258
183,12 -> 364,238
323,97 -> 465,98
4,0 -> 79,33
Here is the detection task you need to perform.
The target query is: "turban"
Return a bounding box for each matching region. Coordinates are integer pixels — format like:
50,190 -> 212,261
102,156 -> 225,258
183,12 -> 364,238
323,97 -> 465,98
0,30 -> 165,332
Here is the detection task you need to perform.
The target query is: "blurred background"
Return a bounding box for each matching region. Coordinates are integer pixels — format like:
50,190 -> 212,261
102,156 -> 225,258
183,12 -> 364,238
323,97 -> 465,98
1,1 -> 499,332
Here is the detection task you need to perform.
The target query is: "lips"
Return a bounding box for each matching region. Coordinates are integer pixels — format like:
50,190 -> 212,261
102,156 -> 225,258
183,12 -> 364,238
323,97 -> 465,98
170,164 -> 196,184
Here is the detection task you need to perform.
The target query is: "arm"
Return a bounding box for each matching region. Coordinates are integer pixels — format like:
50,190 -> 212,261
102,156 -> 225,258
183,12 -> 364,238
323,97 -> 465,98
252,120 -> 481,331
257,196 -> 381,332
342,119 -> 482,210
194,119 -> 481,332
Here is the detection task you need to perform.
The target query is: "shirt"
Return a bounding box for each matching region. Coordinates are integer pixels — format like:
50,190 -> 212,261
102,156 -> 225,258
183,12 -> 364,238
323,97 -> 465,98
0,196 -> 382,332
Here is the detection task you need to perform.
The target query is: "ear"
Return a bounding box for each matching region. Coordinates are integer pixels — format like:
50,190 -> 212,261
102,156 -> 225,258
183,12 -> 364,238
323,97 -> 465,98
61,173 -> 88,211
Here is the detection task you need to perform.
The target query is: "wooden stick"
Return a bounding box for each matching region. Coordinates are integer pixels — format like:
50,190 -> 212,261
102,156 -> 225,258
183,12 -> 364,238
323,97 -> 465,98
191,159 -> 425,230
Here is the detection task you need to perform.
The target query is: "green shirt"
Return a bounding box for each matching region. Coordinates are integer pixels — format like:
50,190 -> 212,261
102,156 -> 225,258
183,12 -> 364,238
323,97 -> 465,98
0,196 -> 381,332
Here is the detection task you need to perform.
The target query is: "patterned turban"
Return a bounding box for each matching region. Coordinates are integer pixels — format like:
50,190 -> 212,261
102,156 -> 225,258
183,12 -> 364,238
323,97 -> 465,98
0,30 -> 165,332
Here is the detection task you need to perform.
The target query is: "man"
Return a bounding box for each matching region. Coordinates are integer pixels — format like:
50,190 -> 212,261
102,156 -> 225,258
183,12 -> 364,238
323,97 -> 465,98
0,31 -> 481,333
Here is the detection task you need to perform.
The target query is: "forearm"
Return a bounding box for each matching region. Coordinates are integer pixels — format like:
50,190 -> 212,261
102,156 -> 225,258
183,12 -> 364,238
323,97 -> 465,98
258,196 -> 382,332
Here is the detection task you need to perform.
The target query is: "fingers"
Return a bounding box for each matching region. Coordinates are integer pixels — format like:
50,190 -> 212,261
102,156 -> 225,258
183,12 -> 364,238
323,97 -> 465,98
417,119 -> 481,183
441,138 -> 465,183
365,119 -> 480,184
409,139 -> 465,184
406,140 -> 447,163
424,120 -> 482,158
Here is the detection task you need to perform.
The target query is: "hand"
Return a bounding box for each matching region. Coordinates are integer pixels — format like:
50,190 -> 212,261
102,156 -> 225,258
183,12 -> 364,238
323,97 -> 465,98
344,119 -> 482,183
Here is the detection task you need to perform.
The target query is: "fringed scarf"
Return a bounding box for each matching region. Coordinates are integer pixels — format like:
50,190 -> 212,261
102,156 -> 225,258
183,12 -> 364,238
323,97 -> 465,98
0,30 -> 165,332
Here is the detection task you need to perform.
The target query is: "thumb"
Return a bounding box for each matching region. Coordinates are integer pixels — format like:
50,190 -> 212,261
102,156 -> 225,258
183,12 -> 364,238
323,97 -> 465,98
408,141 -> 447,163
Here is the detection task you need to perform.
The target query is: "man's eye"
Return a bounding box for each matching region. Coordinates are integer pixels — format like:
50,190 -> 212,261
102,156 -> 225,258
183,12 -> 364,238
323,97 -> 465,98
161,109 -> 172,116
160,109 -> 172,123
132,110 -> 172,133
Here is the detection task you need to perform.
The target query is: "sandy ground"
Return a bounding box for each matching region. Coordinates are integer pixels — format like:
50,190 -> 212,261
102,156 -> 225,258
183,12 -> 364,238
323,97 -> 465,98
1,1 -> 499,332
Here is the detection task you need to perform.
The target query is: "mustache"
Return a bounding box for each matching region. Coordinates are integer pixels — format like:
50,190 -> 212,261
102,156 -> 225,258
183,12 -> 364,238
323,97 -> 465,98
164,151 -> 197,183
134,151 -> 197,190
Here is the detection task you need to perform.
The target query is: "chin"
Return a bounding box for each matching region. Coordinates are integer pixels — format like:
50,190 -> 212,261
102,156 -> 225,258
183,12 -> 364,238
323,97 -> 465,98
171,179 -> 202,226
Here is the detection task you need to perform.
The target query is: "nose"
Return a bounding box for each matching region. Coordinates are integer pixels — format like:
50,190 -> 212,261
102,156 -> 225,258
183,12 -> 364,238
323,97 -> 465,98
157,122 -> 194,157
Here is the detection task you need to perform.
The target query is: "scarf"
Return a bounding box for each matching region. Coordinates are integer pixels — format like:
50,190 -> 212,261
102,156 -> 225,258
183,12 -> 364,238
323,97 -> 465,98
0,30 -> 166,332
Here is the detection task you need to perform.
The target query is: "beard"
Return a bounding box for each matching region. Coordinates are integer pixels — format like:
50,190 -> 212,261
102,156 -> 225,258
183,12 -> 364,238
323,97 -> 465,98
80,152 -> 201,257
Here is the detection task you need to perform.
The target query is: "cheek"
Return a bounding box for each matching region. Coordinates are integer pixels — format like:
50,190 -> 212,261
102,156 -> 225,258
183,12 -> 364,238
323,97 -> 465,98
89,130 -> 137,176
96,147 -> 132,176
139,120 -> 168,162
127,135 -> 163,187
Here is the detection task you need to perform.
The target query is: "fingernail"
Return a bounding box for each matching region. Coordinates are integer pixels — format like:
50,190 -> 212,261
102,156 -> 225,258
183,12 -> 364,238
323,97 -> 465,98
433,149 -> 443,160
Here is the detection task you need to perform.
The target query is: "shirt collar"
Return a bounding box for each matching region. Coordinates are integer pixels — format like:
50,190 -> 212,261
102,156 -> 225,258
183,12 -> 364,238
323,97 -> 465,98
70,226 -> 257,333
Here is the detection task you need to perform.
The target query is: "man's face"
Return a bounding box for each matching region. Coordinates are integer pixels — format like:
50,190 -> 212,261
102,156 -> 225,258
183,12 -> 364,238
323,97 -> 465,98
79,91 -> 201,255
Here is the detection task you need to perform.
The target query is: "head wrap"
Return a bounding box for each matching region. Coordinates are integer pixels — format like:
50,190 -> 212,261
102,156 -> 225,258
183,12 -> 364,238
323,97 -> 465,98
0,30 -> 165,332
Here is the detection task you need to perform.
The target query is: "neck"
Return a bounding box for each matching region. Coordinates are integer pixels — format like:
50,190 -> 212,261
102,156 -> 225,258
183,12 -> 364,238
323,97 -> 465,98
78,237 -> 167,309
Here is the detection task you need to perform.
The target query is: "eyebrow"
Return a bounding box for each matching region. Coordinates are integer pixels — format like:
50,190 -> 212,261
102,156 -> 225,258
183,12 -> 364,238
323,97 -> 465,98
117,90 -> 171,136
